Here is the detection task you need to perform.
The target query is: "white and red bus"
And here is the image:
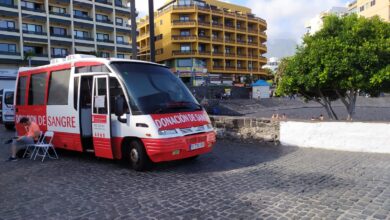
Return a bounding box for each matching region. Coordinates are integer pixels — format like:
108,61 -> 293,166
15,55 -> 216,170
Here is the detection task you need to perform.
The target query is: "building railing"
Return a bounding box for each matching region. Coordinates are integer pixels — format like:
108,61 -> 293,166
172,4 -> 195,10
172,50 -> 197,56
198,35 -> 210,41
212,51 -> 223,56
96,19 -> 113,24
197,5 -> 210,12
198,51 -> 211,55
210,7 -> 223,15
212,66 -> 224,70
50,33 -> 71,38
237,40 -> 247,45
212,22 -> 223,28
23,30 -> 46,35
0,2 -> 17,8
0,27 -> 19,32
236,27 -> 247,32
117,41 -> 129,45
95,0 -> 112,5
51,54 -> 68,58
171,35 -> 197,40
24,53 -> 48,57
237,54 -> 247,58
74,36 -> 93,41
248,41 -> 258,46
224,38 -> 235,43
224,24 -> 235,30
212,37 -> 223,42
49,11 -> 71,17
225,66 -> 236,70
237,66 -> 247,70
172,20 -> 196,25
74,15 -> 93,21
198,21 -> 210,26
0,51 -> 20,56
224,11 -> 236,17
21,7 -> 45,13
225,53 -> 236,57
97,39 -> 114,43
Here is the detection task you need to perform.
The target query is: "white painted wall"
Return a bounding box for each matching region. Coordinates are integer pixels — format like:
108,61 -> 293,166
280,121 -> 390,153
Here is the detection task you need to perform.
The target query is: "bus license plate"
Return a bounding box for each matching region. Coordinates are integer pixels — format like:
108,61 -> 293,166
190,142 -> 205,151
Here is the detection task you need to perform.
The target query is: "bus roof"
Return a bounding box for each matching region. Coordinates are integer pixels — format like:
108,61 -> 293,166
18,55 -> 167,74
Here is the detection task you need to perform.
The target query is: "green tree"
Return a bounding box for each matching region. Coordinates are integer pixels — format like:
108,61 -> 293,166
277,14 -> 390,120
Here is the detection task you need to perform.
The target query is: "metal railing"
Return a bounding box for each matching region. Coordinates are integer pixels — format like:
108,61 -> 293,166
74,15 -> 93,21
49,11 -> 71,17
172,50 -> 197,56
171,35 -> 197,40
74,36 -> 93,41
172,20 -> 196,25
23,30 -> 46,35
0,51 -> 20,55
0,27 -> 19,32
97,39 -> 114,43
50,33 -> 71,38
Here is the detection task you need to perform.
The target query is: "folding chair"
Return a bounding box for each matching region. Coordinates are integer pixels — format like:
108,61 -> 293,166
33,131 -> 58,162
22,131 -> 44,159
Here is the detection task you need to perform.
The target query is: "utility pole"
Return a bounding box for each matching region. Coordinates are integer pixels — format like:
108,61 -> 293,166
148,0 -> 155,62
130,0 -> 137,60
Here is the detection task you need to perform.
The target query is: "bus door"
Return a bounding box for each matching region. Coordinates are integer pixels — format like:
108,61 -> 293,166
91,75 -> 114,159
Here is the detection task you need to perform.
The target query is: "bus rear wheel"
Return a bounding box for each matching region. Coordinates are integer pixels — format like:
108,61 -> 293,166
126,140 -> 151,171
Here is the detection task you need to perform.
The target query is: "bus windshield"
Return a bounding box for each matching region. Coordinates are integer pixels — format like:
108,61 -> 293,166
110,62 -> 201,115
4,92 -> 14,106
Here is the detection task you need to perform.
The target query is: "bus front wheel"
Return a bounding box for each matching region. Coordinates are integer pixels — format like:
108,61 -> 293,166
126,140 -> 151,171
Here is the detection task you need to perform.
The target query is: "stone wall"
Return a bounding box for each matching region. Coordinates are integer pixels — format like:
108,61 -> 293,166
210,116 -> 279,143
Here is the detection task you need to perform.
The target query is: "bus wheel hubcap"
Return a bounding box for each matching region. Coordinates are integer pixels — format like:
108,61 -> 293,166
130,149 -> 139,162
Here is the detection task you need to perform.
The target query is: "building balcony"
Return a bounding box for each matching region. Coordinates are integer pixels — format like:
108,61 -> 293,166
225,53 -> 236,57
259,32 -> 267,39
115,2 -> 129,8
0,2 -> 17,8
0,51 -> 20,56
171,35 -> 197,41
224,25 -> 235,31
0,27 -> 19,33
97,39 -> 114,43
74,15 -> 93,21
237,40 -> 247,45
224,11 -> 236,18
248,28 -> 258,34
236,27 -> 247,32
225,66 -> 236,70
211,37 -> 223,43
198,35 -> 210,41
51,33 -> 71,38
49,11 -> 71,17
212,66 -> 224,70
248,41 -> 258,46
24,53 -> 48,58
23,30 -> 47,35
75,36 -> 93,41
224,38 -> 235,44
259,44 -> 267,51
197,5 -> 210,12
212,22 -> 223,29
237,66 -> 247,70
22,7 -> 45,13
96,0 -> 112,5
210,8 -> 223,15
212,51 -> 223,56
117,41 -> 129,45
198,51 -> 211,56
172,4 -> 195,10
198,21 -> 210,27
96,19 -> 113,24
172,20 -> 196,26
237,54 -> 247,58
52,54 -> 68,58
172,50 -> 197,56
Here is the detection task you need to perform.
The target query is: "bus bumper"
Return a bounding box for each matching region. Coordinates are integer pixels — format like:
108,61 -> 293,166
142,131 -> 216,163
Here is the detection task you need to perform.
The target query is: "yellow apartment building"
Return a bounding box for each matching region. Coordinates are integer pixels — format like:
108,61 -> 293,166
0,0 -> 133,75
137,0 -> 267,85
348,0 -> 389,21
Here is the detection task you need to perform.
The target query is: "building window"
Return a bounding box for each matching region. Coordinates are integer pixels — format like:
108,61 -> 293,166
360,6 -> 364,11
160,19 -> 163,25
179,15 -> 190,21
177,58 -> 192,67
51,48 -> 67,57
177,0 -> 191,6
0,0 -> 14,6
49,6 -> 66,14
116,17 -> 123,25
96,14 -> 109,22
96,33 -> 109,41
23,46 -> 43,55
73,10 -> 88,17
225,47 -> 231,54
116,36 -> 124,43
22,23 -> 43,33
0,20 -> 15,29
371,0 -> 375,6
155,34 -> 163,41
180,44 -> 191,52
74,30 -> 89,39
50,27 -> 67,36
115,0 -> 122,6
100,52 -> 110,58
198,29 -> 206,36
180,29 -> 190,36
21,1 -> 42,10
48,69 -> 70,105
117,54 -> 125,58
0,43 -> 16,53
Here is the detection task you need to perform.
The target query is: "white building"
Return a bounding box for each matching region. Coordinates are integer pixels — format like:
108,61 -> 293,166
263,57 -> 280,73
305,7 -> 348,35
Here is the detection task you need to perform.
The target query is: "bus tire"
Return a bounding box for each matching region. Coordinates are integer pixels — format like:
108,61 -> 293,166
5,124 -> 14,130
127,140 -> 151,171
186,155 -> 199,161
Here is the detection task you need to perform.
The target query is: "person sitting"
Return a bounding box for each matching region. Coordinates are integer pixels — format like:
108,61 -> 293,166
7,117 -> 40,162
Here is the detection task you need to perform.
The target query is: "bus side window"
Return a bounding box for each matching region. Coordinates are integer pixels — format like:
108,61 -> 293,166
16,76 -> 28,105
109,77 -> 129,115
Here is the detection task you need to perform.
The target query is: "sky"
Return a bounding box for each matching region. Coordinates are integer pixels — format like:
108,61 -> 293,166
136,0 -> 352,41
135,0 -> 352,57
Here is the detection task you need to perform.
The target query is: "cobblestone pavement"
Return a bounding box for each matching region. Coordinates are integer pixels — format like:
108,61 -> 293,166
1,126 -> 390,220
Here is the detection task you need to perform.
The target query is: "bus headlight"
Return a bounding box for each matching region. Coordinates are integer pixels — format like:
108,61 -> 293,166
158,129 -> 178,135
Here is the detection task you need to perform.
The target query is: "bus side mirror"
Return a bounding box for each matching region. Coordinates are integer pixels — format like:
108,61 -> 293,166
114,96 -> 125,117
